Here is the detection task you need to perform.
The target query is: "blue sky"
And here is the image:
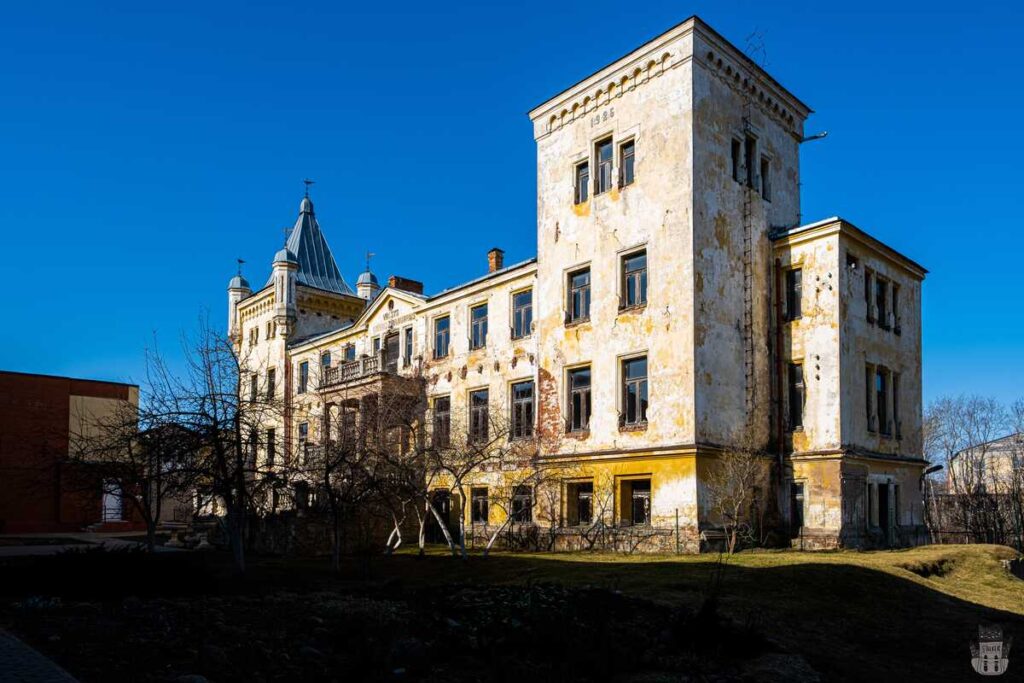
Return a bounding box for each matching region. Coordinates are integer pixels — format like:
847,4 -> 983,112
1,1 -> 1021,405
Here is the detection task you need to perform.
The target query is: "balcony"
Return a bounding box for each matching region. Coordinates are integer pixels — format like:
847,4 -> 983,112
319,350 -> 423,398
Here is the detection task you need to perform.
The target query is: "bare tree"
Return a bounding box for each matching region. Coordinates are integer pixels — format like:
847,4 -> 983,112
703,441 -> 771,555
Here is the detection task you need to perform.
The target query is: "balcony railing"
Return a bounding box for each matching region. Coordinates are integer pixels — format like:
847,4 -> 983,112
321,350 -> 386,387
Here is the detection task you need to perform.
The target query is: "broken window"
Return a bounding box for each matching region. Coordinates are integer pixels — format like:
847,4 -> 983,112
622,479 -> 651,526
266,428 -> 276,467
469,389 -> 489,442
511,380 -> 535,440
434,316 -> 450,359
567,268 -> 591,323
512,289 -> 533,339
596,137 -> 613,194
267,368 -> 276,399
470,303 -> 488,350
788,363 -> 804,431
568,366 -> 592,433
511,485 -> 533,522
622,356 -> 648,426
574,160 -> 590,204
744,135 -> 757,188
298,422 -> 308,464
760,155 -> 771,201
731,138 -> 742,182
249,374 -> 258,403
432,396 -> 451,448
298,361 -> 309,394
621,250 -> 647,309
876,367 -> 890,435
471,487 -> 489,524
403,326 -> 413,367
619,139 -> 635,187
567,481 -> 594,526
784,268 -> 802,321
790,482 -> 805,531
875,278 -> 889,330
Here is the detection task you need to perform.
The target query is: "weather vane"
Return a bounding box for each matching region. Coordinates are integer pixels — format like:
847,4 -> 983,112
365,251 -> 375,272
236,258 -> 245,276
303,178 -> 315,198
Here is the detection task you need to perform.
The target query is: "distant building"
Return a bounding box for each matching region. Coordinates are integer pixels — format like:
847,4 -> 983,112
229,16 -> 927,551
949,433 -> 1024,494
0,370 -> 140,533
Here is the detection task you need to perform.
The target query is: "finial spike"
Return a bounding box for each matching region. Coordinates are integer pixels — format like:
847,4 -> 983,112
236,258 -> 245,276
365,251 -> 375,272
303,178 -> 315,198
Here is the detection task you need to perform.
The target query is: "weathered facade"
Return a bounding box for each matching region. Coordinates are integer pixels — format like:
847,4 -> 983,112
229,16 -> 927,551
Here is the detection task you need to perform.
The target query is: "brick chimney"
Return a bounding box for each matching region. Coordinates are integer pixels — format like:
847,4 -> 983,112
488,247 -> 505,273
387,275 -> 424,295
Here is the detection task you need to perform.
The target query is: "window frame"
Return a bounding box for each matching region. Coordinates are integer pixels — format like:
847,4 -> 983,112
266,368 -> 276,399
433,315 -> 451,359
469,388 -> 490,443
471,487 -> 489,524
760,154 -> 771,201
470,302 -> 488,350
566,267 -> 592,324
298,360 -> 309,394
567,365 -> 592,433
511,485 -> 533,523
620,355 -> 649,428
510,379 -> 535,440
787,362 -> 805,431
574,159 -> 590,204
784,267 -> 803,321
619,138 -> 635,188
432,395 -> 451,448
266,428 -> 276,467
620,249 -> 648,310
511,288 -> 533,339
595,136 -> 614,195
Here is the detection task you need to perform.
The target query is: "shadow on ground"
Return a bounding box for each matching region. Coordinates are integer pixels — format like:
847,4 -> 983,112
0,546 -> 1020,682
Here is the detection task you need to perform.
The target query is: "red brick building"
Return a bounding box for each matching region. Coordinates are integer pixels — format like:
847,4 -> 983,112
0,370 -> 140,533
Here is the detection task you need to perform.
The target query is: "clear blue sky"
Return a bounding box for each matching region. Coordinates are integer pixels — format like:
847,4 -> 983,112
1,1 -> 1021,405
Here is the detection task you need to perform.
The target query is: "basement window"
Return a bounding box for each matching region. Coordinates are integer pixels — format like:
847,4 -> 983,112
567,481 -> 594,526
621,479 -> 651,526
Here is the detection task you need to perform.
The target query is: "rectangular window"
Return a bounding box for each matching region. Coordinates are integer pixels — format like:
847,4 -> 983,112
511,380 -> 535,439
788,363 -> 804,430
865,269 -> 875,324
469,389 -> 489,442
511,485 -> 533,522
875,278 -> 889,330
623,479 -> 651,526
249,374 -> 258,403
866,364 -> 876,432
570,482 -> 594,525
266,428 -> 276,467
892,284 -> 901,334
434,316 -> 450,359
790,482 -> 805,530
731,139 -> 742,183
471,487 -> 489,524
403,327 -> 413,367
248,428 -> 258,465
893,372 -> 901,439
784,268 -> 802,321
622,356 -> 648,426
344,344 -> 356,362
267,368 -> 276,399
432,396 -> 451,448
621,250 -> 648,309
567,268 -> 591,323
385,333 -> 400,374
298,361 -> 309,394
297,422 -> 309,464
470,303 -> 488,350
760,156 -> 771,200
321,351 -> 331,369
372,337 -> 381,354
512,289 -> 533,339
574,160 -> 590,204
568,366 -> 592,432
596,137 -> 613,194
744,135 -> 757,188
876,367 -> 890,435
619,139 -> 635,187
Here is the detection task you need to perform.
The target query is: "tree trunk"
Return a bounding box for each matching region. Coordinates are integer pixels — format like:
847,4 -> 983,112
427,500 -> 457,555
483,516 -> 513,557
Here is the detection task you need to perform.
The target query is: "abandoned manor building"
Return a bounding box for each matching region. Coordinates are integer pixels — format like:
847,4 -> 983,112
227,16 -> 927,551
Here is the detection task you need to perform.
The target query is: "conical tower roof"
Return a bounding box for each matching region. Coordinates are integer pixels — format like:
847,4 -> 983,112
267,196 -> 353,295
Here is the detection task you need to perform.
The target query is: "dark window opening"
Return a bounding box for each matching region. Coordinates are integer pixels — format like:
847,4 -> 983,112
568,481 -> 594,526
266,428 -> 276,467
790,482 -> 804,532
266,368 -> 276,399
403,327 -> 414,367
434,316 -> 450,359
469,389 -> 489,443
760,155 -> 771,200
784,268 -> 802,321
876,367 -> 890,435
621,250 -> 647,308
875,278 -> 889,330
511,485 -> 533,522
568,367 -> 592,432
511,380 -> 535,440
470,303 -> 488,350
298,361 -> 309,394
512,289 -> 533,339
620,140 -> 635,187
297,423 -> 308,464
596,137 -> 613,194
731,139 -> 742,182
744,136 -> 757,188
788,363 -> 804,431
568,268 -> 591,323
249,374 -> 258,403
432,396 -> 451,448
623,479 -> 651,526
622,356 -> 648,426
471,487 -> 489,524
574,161 -> 590,204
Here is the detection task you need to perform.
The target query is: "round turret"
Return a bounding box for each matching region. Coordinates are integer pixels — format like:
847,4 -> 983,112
228,274 -> 250,290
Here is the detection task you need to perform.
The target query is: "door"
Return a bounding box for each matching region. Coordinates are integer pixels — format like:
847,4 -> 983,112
385,333 -> 400,374
102,480 -> 123,521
